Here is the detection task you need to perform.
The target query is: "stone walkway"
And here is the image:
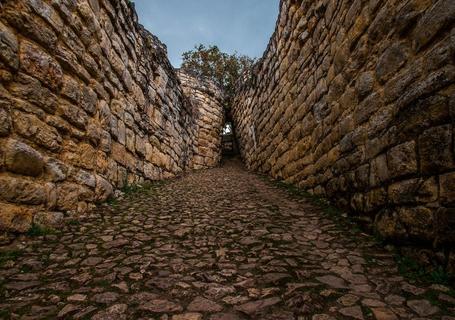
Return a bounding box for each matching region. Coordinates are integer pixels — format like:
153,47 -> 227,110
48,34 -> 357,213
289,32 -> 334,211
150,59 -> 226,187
1,159 -> 454,320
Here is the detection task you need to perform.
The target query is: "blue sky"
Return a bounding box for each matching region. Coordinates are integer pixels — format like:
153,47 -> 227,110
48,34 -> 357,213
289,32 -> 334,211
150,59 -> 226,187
133,0 -> 280,67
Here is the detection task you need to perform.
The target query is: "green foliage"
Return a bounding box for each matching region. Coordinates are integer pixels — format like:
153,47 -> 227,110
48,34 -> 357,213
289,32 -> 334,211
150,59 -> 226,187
0,250 -> 22,267
0,309 -> 9,318
27,224 -> 55,237
271,179 -> 337,215
395,255 -> 452,285
180,44 -> 256,108
68,219 -> 80,226
106,181 -> 166,207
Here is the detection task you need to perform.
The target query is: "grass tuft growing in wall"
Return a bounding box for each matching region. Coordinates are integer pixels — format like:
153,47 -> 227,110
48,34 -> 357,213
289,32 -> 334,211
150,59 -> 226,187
395,255 -> 453,285
107,180 -> 167,208
0,250 -> 22,267
27,224 -> 56,237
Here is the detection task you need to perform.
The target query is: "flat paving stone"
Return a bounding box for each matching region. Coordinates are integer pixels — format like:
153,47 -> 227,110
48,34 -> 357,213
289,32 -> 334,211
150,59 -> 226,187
0,158 -> 454,319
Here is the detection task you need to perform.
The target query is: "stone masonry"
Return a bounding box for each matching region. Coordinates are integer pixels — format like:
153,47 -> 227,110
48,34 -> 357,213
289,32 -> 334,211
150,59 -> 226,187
1,1 -> 455,318
1,158 -> 455,319
233,0 -> 455,261
0,0 -> 223,237
178,71 -> 225,170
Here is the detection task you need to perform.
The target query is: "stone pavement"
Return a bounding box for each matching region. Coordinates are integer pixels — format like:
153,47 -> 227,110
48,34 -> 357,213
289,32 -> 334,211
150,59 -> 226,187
1,159 -> 454,320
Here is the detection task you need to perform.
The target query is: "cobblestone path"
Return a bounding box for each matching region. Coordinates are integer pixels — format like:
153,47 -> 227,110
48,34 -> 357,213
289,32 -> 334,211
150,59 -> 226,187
1,159 -> 454,320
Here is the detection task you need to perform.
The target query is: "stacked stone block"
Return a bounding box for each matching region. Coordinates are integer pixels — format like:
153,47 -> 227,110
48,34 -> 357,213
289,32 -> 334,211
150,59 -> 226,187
0,0 -> 223,237
233,0 -> 455,262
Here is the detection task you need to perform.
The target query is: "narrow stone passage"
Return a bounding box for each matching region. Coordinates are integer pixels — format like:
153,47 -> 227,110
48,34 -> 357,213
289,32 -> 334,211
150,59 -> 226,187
0,159 -> 454,320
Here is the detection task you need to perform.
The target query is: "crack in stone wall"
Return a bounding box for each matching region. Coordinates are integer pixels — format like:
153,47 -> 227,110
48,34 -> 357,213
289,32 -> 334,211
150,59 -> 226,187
0,0 -> 224,238
232,0 -> 455,263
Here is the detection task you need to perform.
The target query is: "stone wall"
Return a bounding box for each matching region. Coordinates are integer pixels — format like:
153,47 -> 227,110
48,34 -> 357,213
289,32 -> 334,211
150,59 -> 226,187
0,0 -> 223,236
233,0 -> 455,258
178,71 -> 224,170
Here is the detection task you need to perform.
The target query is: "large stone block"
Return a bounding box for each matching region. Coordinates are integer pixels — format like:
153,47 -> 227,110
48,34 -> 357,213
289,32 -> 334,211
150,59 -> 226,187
95,174 -> 114,202
58,103 -> 88,130
45,158 -> 67,182
55,182 -> 78,211
2,1 -> 58,49
13,111 -> 62,152
117,120 -> 126,145
0,202 -> 34,232
100,130 -> 112,153
376,43 -> 410,83
74,169 -> 96,188
0,21 -> 19,70
77,143 -> 97,170
375,209 -> 407,240
9,73 -> 58,113
355,71 -> 375,99
19,40 -> 63,91
4,139 -> 44,177
61,75 -> 81,103
413,0 -> 455,51
25,0 -> 64,32
80,85 -> 97,115
0,176 -> 47,205
387,141 -> 417,179
369,154 -> 389,187
388,177 -> 438,204
418,125 -> 453,174
440,172 -> 455,205
365,187 -> 387,212
126,128 -> 135,153
398,206 -> 435,241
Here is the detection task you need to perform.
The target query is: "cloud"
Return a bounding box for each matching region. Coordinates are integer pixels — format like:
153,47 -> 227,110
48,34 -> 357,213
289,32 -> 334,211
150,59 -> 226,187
133,0 -> 279,67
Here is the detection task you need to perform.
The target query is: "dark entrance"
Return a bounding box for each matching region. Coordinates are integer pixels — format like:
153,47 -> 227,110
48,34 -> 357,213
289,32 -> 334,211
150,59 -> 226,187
221,121 -> 236,155
221,108 -> 239,157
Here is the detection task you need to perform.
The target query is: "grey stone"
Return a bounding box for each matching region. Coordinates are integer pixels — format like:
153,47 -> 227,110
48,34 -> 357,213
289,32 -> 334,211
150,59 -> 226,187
413,0 -> 455,51
234,297 -> 281,315
355,71 -> 374,99
0,176 -> 46,205
407,299 -> 440,317
187,296 -> 223,313
0,21 -> 19,69
0,107 -> 11,136
418,125 -> 453,174
376,43 -> 410,83
339,306 -> 364,319
4,139 -> 44,177
138,299 -> 183,313
316,275 -> 348,289
45,158 -> 67,182
91,292 -> 120,304
387,141 -> 417,178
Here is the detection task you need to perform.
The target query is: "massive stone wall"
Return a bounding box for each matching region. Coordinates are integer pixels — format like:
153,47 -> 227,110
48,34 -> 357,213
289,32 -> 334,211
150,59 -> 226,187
233,0 -> 455,256
0,0 -> 223,236
178,71 -> 224,170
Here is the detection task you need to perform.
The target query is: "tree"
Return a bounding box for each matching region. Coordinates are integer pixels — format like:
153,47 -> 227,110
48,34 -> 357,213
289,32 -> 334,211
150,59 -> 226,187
180,44 -> 255,108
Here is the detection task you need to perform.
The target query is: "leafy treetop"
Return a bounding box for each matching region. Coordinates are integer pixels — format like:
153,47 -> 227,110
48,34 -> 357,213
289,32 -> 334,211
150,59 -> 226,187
180,44 -> 255,109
